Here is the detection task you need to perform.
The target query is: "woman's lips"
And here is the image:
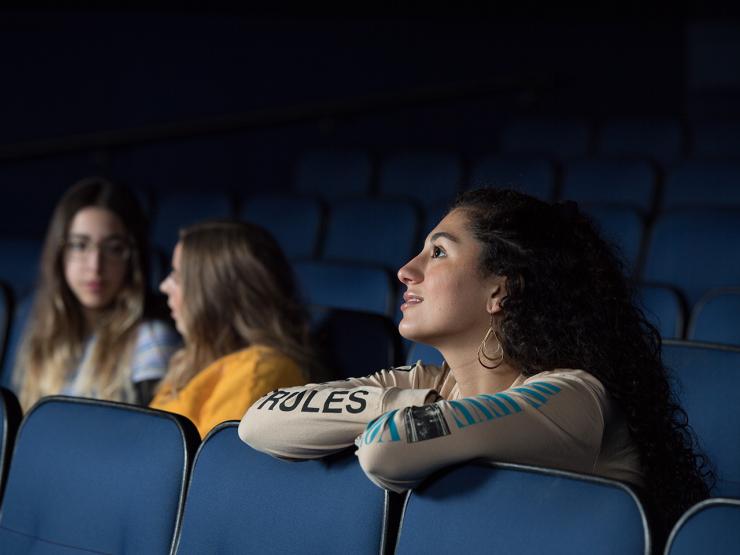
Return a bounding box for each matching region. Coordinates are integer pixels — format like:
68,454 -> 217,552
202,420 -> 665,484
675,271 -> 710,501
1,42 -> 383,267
401,292 -> 423,311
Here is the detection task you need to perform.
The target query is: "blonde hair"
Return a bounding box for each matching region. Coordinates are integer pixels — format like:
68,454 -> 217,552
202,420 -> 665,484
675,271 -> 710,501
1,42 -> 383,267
157,220 -> 316,397
15,177 -> 150,410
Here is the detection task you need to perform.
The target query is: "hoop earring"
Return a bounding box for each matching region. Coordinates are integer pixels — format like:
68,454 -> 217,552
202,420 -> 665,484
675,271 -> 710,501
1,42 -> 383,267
477,317 -> 504,370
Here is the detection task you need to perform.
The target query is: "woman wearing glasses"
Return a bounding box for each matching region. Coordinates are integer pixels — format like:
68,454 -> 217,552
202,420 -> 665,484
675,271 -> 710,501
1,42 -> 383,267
13,178 -> 180,410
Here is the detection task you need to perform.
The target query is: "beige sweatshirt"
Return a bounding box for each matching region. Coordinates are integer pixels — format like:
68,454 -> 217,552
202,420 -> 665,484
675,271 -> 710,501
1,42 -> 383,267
239,362 -> 643,493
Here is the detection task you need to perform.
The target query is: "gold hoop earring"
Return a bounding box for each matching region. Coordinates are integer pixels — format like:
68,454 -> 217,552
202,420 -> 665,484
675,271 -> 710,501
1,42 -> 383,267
477,317 -> 504,369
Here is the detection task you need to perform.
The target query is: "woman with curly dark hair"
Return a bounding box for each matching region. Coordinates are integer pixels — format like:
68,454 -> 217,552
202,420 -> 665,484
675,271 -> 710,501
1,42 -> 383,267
240,188 -> 712,544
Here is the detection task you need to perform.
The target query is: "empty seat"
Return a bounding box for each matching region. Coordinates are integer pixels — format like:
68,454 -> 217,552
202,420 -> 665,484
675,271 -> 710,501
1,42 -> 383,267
666,498 -> 740,555
663,161 -> 740,209
0,238 -> 42,299
582,205 -> 644,273
378,151 -> 462,208
561,159 -> 657,211
175,422 -> 388,554
0,295 -> 33,390
637,283 -> 685,338
151,191 -> 234,253
310,307 -> 402,379
643,209 -> 740,305
293,148 -> 373,198
240,193 -> 324,259
469,156 -> 556,200
689,288 -> 740,345
0,387 -> 21,504
395,462 -> 649,554
405,342 -> 444,366
293,260 -> 395,317
662,340 -> 740,496
0,396 -> 199,554
323,198 -> 419,270
597,118 -> 685,166
692,121 -> 740,159
499,119 -> 591,158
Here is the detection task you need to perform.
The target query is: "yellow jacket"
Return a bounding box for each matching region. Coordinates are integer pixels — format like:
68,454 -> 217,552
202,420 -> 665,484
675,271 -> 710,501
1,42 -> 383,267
151,345 -> 307,438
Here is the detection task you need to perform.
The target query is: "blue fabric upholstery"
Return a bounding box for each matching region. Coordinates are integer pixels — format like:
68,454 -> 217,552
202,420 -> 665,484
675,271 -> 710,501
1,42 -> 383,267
0,239 -> 42,299
469,156 -> 556,201
597,118 -> 685,166
378,151 -> 462,208
638,283 -> 685,338
175,423 -> 388,555
395,462 -> 649,554
0,387 -> 21,505
662,340 -> 740,496
692,121 -> 740,159
689,288 -> 740,346
310,307 -> 402,379
151,191 -> 234,253
0,397 -> 199,554
666,498 -> 740,555
499,119 -> 591,158
241,193 -> 324,259
582,205 -> 644,273
405,342 -> 444,367
562,159 -> 657,210
293,260 -> 394,316
643,208 -> 740,305
323,198 -> 419,270
0,295 -> 33,390
293,148 -> 373,198
664,161 -> 740,209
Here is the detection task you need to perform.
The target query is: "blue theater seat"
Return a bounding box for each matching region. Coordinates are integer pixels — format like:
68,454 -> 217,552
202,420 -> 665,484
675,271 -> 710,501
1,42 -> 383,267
241,193 -> 325,259
0,397 -> 199,554
293,148 -> 373,198
666,498 -> 740,555
322,198 -> 419,271
395,462 -> 649,554
0,238 -> 42,299
662,340 -> 740,496
310,306 -> 402,379
688,288 -> 740,346
582,205 -> 645,274
468,156 -> 556,201
293,260 -> 395,317
151,190 -> 234,253
0,295 -> 33,390
663,161 -> 740,209
597,118 -> 685,166
691,121 -> 740,159
0,387 -> 21,504
642,208 -> 740,305
561,159 -> 657,211
405,342 -> 444,367
499,118 -> 591,158
175,423 -> 388,555
378,151 -> 462,209
637,283 -> 685,339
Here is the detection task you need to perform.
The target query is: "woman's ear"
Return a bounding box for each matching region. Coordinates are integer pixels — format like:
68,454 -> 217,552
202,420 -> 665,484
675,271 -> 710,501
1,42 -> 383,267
486,277 -> 508,315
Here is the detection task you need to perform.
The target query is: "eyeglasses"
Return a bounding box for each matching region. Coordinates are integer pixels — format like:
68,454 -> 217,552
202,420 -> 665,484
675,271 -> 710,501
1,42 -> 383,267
63,237 -> 132,263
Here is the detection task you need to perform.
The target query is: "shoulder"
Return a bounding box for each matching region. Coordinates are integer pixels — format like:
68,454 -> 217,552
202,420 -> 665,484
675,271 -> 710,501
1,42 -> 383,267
134,319 -> 181,348
518,369 -> 609,411
207,345 -> 300,377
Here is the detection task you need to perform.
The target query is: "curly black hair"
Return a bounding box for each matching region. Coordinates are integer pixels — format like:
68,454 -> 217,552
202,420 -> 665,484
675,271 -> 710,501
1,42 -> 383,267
452,188 -> 713,544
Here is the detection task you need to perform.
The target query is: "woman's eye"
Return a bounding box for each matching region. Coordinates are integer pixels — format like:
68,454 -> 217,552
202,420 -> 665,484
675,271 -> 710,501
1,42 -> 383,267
431,245 -> 446,259
68,240 -> 88,252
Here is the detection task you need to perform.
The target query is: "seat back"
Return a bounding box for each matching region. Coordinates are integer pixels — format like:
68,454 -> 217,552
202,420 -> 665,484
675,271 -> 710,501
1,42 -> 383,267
0,238 -> 42,299
666,498 -> 740,555
561,159 -> 657,211
662,340 -> 740,496
395,462 -> 649,554
0,387 -> 21,505
241,193 -> 325,259
692,121 -> 740,159
664,161 -> 740,209
597,118 -> 685,165
689,288 -> 740,346
0,294 -> 33,390
378,151 -> 462,208
583,205 -> 645,273
638,283 -> 685,338
499,119 -> 590,158
405,342 -> 444,367
175,423 -> 388,555
293,148 -> 373,198
469,156 -> 556,201
0,397 -> 199,554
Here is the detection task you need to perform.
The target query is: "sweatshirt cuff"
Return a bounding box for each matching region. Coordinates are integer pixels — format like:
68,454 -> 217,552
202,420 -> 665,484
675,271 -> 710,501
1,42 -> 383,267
381,387 -> 437,412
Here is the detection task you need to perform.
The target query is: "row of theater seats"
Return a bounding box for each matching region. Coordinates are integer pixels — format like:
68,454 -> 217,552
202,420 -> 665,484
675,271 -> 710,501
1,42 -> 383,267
0,339 -> 738,553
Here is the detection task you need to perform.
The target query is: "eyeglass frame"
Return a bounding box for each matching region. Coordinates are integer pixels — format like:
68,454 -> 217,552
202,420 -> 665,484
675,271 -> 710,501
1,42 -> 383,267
61,235 -> 134,264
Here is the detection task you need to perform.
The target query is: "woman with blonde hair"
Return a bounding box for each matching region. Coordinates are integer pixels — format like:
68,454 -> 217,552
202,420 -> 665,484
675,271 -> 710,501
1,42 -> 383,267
15,177 -> 180,410
150,220 -> 315,437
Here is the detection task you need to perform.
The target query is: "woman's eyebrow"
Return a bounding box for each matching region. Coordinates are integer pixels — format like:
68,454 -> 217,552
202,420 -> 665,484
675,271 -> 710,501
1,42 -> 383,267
429,231 -> 460,243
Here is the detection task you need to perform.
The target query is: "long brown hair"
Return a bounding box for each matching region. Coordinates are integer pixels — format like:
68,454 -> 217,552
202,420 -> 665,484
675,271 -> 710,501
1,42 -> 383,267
157,220 -> 316,397
15,177 -> 150,410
